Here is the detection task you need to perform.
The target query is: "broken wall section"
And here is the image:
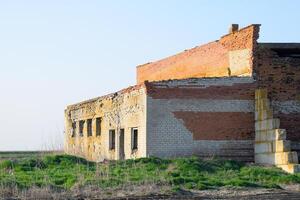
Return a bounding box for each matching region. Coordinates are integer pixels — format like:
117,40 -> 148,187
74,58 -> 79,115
255,44 -> 300,158
137,24 -> 260,84
145,77 -> 256,161
64,85 -> 147,162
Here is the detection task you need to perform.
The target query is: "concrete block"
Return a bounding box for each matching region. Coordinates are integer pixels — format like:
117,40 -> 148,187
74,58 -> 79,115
255,89 -> 268,100
255,129 -> 286,142
255,140 -> 291,153
255,109 -> 273,121
255,98 -> 270,111
255,151 -> 298,165
277,164 -> 300,174
255,118 -> 280,131
276,151 -> 298,165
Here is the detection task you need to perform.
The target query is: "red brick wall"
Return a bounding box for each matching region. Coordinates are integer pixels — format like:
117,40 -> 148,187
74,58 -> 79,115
146,79 -> 256,141
254,45 -> 300,141
174,112 -> 254,140
137,25 -> 260,84
279,114 -> 300,141
254,46 -> 300,101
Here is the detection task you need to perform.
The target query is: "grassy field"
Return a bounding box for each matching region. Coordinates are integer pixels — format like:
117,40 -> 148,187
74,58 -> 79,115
0,151 -> 62,161
1,153 -> 300,193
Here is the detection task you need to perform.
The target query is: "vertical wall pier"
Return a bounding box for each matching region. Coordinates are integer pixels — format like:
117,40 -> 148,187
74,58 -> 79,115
255,89 -> 300,173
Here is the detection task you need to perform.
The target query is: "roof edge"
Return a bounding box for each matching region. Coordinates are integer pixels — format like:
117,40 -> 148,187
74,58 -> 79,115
66,83 -> 146,110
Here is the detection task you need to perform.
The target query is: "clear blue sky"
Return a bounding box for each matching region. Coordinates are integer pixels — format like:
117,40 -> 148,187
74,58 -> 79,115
0,0 -> 299,151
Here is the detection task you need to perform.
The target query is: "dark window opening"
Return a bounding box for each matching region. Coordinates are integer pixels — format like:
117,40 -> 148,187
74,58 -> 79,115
131,128 -> 138,150
119,129 -> 125,159
96,118 -> 101,136
79,120 -> 85,137
272,48 -> 300,58
71,122 -> 76,137
87,119 -> 92,137
109,130 -> 115,150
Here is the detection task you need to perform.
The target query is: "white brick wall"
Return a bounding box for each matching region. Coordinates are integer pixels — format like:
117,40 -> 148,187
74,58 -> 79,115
146,97 -> 254,160
65,88 -> 147,162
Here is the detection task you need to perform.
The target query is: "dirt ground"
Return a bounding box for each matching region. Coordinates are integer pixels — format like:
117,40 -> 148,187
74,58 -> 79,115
1,184 -> 300,200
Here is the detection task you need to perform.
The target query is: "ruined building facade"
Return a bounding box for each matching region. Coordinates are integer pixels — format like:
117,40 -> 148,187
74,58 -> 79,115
65,24 -> 300,172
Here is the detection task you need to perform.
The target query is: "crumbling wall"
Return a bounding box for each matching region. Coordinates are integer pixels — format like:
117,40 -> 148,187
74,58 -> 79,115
254,44 -> 300,158
64,24 -> 299,164
64,86 -> 147,162
145,77 -> 256,161
137,24 -> 260,84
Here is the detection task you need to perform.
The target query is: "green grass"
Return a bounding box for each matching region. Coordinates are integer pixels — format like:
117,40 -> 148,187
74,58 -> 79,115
0,151 -> 62,161
0,155 -> 300,191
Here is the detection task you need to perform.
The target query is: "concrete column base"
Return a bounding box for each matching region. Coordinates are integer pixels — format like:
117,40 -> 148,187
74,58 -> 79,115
255,151 -> 298,165
255,129 -> 286,142
255,140 -> 291,154
277,164 -> 300,174
254,89 -> 299,173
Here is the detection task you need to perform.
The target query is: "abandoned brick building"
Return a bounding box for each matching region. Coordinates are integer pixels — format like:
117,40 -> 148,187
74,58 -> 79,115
65,24 -> 300,173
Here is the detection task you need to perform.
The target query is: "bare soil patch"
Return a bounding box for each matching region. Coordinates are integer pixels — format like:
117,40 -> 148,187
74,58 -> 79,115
1,185 -> 300,200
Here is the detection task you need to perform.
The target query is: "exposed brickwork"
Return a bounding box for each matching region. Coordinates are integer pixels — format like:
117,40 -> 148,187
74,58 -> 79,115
65,24 -> 299,164
65,86 -> 147,162
276,113 -> 300,141
173,112 -> 254,140
146,81 -> 256,100
254,45 -> 300,145
137,42 -> 229,83
146,95 -> 254,161
220,25 -> 260,51
193,140 -> 254,162
254,46 -> 300,101
137,24 -> 260,84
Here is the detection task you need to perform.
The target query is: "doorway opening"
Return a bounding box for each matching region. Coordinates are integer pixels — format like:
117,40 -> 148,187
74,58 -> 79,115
119,129 -> 125,160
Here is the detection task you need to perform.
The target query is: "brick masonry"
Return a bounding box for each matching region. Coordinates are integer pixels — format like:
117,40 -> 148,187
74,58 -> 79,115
145,77 -> 256,100
254,43 -> 300,155
254,89 -> 300,173
173,112 -> 254,140
137,25 -> 260,84
65,86 -> 147,162
146,95 -> 255,161
65,24 -> 299,164
145,77 -> 256,161
145,74 -> 299,162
